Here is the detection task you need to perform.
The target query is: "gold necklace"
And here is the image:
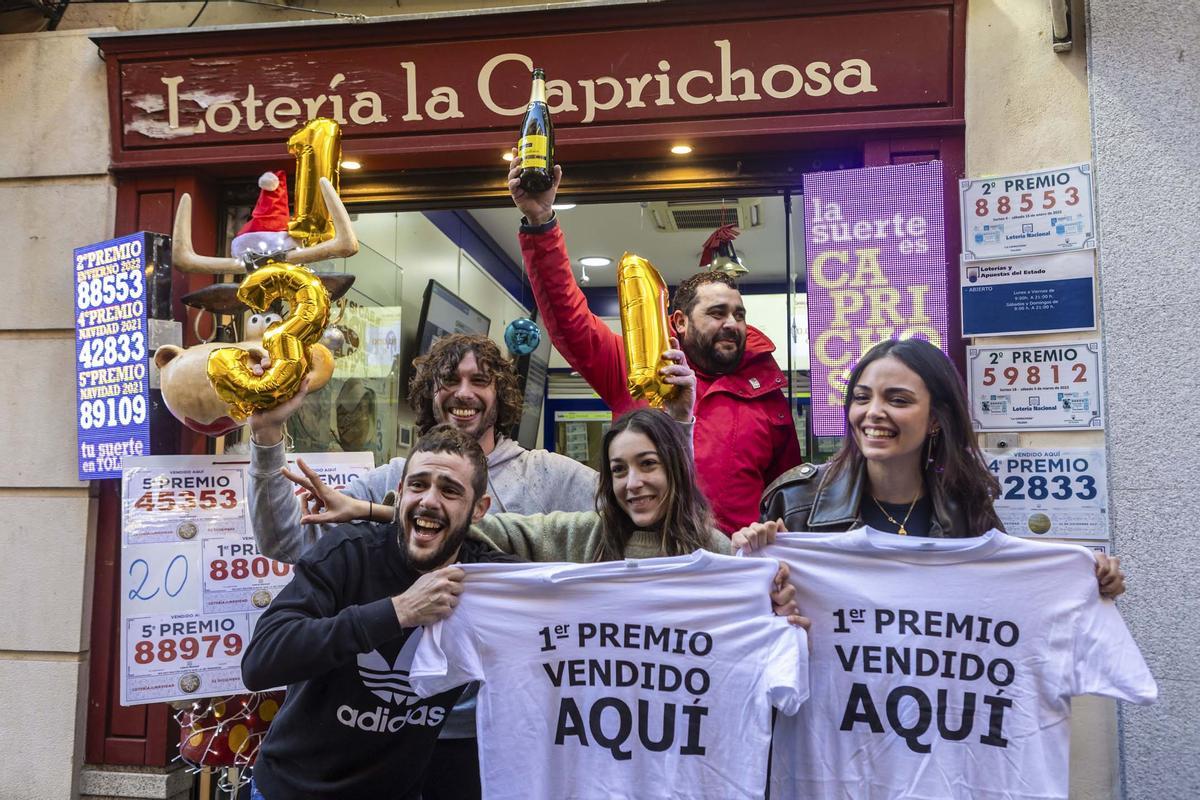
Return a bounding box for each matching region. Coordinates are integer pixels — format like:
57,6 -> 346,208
871,493 -> 922,536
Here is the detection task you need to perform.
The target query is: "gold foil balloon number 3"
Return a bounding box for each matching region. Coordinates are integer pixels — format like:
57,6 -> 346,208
207,264 -> 330,420
206,118 -> 340,419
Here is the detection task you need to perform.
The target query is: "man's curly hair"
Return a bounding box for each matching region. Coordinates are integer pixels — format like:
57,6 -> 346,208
408,334 -> 524,436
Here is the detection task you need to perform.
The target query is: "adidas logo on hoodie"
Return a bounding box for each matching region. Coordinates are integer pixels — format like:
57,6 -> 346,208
336,630 -> 446,733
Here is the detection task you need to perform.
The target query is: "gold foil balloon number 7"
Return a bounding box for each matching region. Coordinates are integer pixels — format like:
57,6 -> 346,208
207,263 -> 331,421
618,253 -> 678,408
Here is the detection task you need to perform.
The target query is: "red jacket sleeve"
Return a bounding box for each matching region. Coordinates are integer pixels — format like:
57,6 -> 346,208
519,220 -> 637,414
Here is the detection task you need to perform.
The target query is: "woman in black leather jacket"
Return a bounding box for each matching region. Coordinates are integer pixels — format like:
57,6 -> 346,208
745,338 -> 1123,594
762,338 -> 996,538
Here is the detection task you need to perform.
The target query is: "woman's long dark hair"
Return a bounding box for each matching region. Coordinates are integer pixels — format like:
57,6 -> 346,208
827,338 -> 1002,537
593,409 -> 714,561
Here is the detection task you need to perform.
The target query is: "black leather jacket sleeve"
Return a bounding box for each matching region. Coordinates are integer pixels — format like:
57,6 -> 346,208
760,463 -> 821,531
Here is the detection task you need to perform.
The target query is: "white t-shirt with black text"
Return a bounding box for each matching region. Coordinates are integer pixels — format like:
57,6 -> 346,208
409,550 -> 808,800
753,528 -> 1157,800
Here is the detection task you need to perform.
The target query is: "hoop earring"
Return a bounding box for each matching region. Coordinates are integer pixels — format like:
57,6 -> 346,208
925,428 -> 941,471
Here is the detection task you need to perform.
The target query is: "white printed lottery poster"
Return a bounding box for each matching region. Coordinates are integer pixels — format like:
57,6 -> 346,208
120,451 -> 375,706
960,163 -> 1096,262
985,448 -> 1109,541
967,341 -> 1104,431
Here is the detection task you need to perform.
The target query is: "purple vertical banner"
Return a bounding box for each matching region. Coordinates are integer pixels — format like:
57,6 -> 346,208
805,161 -> 948,436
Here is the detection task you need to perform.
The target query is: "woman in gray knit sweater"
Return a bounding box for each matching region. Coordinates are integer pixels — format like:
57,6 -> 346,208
468,408 -> 731,562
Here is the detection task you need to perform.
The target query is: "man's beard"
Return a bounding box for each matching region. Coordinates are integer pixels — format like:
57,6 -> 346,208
434,398 -> 498,441
398,513 -> 471,572
682,326 -> 745,375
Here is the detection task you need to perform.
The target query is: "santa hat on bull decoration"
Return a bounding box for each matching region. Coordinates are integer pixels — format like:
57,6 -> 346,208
230,171 -> 299,261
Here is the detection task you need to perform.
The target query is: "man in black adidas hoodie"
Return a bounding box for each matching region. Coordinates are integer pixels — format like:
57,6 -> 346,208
242,424 -> 518,799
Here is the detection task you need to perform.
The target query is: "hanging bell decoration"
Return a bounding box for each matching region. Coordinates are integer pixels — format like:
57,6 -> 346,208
699,223 -> 750,277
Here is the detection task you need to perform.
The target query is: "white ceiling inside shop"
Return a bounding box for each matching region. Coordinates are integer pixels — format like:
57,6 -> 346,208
466,195 -> 803,288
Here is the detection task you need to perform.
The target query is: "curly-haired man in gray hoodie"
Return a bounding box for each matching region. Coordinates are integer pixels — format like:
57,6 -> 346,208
247,333 -> 598,562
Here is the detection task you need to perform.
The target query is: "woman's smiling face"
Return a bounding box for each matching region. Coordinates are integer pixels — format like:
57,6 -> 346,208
608,429 -> 671,529
848,355 -> 935,468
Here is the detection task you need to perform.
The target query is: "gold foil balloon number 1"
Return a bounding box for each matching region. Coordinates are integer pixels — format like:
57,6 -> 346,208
287,118 -> 342,247
618,253 -> 677,408
206,118 -> 342,419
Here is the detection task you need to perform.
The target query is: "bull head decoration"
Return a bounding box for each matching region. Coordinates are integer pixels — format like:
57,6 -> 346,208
159,124 -> 359,436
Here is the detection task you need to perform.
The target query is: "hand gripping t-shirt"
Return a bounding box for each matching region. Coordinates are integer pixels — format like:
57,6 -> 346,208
751,528 -> 1157,800
408,550 -> 808,800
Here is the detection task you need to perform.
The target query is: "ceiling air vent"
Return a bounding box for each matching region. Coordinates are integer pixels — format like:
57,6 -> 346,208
646,199 -> 763,232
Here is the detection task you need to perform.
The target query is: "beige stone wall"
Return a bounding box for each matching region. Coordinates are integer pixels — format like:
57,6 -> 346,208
0,28 -> 113,800
966,3 -> 1116,799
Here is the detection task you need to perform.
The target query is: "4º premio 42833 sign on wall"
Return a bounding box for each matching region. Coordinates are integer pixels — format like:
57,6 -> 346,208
984,448 -> 1108,542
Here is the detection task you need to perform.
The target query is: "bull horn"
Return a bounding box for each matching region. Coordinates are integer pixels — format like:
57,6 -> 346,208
172,193 -> 246,275
285,177 -> 360,265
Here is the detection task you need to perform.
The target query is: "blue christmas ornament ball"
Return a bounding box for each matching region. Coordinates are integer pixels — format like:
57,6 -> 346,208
504,317 -> 541,356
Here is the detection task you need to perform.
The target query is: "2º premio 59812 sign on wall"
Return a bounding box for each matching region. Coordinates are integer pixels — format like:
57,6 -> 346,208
967,341 -> 1103,431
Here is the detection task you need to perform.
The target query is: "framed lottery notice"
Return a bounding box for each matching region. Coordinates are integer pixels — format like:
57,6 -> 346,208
960,163 -> 1096,262
960,251 -> 1097,337
119,451 -> 375,706
967,341 -> 1103,431
985,448 -> 1109,541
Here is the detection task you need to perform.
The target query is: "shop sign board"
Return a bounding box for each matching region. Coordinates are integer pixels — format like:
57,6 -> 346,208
967,341 -> 1103,431
804,161 -> 949,436
119,452 -> 374,705
960,250 -> 1096,336
75,233 -> 161,480
102,6 -> 957,155
960,163 -> 1095,262
984,448 -> 1109,541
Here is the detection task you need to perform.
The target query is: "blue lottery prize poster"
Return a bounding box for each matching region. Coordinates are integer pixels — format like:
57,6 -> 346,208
961,250 -> 1096,336
75,233 -> 152,479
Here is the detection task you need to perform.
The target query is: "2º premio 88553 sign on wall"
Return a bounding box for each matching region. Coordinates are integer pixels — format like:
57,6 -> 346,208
960,163 -> 1095,262
967,341 -> 1103,431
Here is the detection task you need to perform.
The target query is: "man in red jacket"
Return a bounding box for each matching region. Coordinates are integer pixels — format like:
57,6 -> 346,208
509,160 -> 803,533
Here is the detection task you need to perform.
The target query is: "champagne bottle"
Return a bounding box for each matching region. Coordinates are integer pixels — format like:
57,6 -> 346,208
517,68 -> 555,194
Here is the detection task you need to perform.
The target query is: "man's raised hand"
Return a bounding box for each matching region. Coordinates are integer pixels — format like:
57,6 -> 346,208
281,457 -> 372,525
508,153 -> 562,227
